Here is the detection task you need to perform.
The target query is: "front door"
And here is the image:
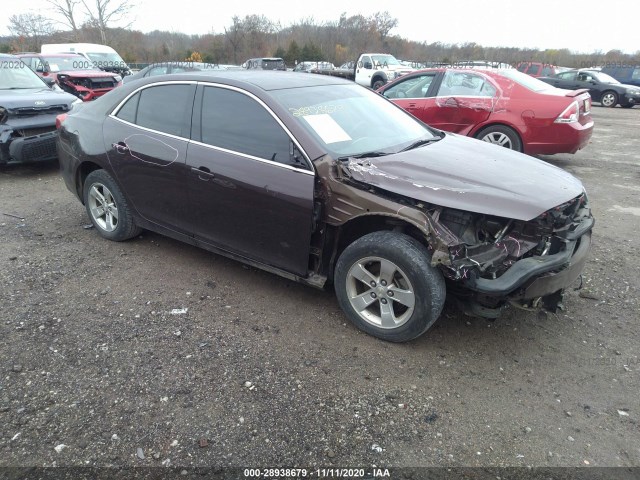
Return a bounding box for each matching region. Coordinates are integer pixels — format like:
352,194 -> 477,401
186,85 -> 315,276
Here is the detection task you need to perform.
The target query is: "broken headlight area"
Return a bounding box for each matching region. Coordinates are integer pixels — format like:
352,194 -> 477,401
57,75 -> 116,100
428,193 -> 593,316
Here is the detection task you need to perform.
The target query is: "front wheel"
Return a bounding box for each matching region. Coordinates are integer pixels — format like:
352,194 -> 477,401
371,78 -> 386,90
334,232 -> 446,342
476,125 -> 522,152
600,91 -> 618,108
83,169 -> 142,241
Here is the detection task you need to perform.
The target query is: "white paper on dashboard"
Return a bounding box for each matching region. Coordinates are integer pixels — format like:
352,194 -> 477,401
302,114 -> 352,144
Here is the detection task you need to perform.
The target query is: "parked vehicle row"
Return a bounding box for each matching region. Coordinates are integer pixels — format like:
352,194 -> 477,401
55,71 -> 594,342
378,68 -> 594,155
123,62 -> 242,84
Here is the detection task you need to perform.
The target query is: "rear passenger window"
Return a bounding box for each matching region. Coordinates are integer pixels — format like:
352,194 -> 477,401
115,85 -> 194,137
199,86 -> 291,165
116,92 -> 139,123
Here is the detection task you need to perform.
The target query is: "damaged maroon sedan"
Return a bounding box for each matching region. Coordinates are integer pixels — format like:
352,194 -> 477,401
56,72 -> 594,342
18,53 -> 121,101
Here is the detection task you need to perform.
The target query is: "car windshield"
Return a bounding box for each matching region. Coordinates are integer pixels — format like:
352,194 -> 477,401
86,52 -> 127,68
272,84 -> 437,158
0,59 -> 48,89
371,55 -> 401,67
496,69 -> 552,92
592,72 -> 619,84
42,56 -> 93,71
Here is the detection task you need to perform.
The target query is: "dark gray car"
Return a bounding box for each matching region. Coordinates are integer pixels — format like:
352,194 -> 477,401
0,54 -> 79,165
56,71 -> 594,342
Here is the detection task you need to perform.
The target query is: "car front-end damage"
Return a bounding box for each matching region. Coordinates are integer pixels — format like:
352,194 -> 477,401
425,193 -> 593,317
0,104 -> 72,165
317,134 -> 594,319
56,72 -> 121,101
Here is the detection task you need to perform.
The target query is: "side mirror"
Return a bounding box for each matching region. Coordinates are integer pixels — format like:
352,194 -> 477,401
42,77 -> 56,87
363,62 -> 372,70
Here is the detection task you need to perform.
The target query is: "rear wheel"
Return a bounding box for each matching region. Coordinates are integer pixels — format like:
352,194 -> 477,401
476,125 -> 522,151
83,170 -> 141,241
601,91 -> 618,108
334,231 -> 446,342
621,103 -> 635,109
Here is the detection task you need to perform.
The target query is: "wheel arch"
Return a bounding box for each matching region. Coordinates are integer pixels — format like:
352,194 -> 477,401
371,73 -> 388,89
325,214 -> 430,282
76,161 -> 103,204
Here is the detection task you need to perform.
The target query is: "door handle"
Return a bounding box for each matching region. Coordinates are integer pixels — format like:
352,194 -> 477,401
112,142 -> 129,154
192,166 -> 215,181
407,102 -> 418,109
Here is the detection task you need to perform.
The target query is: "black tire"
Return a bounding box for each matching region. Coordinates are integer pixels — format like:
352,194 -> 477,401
600,91 -> 618,108
334,231 -> 446,342
621,103 -> 635,108
83,169 -> 142,241
475,125 -> 522,152
371,78 -> 386,90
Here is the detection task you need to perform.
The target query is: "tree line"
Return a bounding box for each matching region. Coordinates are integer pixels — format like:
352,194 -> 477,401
3,2 -> 639,69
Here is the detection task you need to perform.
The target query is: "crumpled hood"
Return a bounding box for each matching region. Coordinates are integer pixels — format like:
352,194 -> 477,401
0,88 -> 76,109
345,133 -> 584,221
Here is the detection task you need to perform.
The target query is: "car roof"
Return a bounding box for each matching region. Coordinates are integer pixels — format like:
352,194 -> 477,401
19,53 -> 84,58
141,70 -> 352,91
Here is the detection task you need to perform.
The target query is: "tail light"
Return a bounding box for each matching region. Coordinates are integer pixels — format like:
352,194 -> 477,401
56,113 -> 68,130
555,101 -> 579,123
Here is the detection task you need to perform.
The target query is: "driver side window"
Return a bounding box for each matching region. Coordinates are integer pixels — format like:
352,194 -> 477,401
383,74 -> 436,99
199,86 -> 296,167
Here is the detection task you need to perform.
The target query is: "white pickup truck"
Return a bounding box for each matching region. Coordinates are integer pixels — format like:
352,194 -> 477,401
312,53 -> 414,89
354,53 -> 415,89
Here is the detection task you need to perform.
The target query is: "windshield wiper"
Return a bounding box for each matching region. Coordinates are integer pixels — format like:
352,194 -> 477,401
399,136 -> 441,152
337,151 -> 390,161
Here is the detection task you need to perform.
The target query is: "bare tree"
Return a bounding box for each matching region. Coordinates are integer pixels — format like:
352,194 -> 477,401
371,11 -> 398,43
224,16 -> 245,64
82,0 -> 134,44
46,0 -> 82,39
8,13 -> 55,51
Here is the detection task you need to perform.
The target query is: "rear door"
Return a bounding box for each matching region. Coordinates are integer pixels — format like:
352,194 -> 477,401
185,84 -> 315,276
424,70 -> 495,133
104,82 -> 196,233
547,71 -> 578,89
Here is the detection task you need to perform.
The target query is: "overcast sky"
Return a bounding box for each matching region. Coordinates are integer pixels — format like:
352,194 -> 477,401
3,0 -> 637,54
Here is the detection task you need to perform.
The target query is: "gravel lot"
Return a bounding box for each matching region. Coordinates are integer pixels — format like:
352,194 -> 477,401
1,105 -> 639,473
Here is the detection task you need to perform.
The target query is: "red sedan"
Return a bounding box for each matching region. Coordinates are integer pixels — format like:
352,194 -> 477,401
378,68 -> 593,155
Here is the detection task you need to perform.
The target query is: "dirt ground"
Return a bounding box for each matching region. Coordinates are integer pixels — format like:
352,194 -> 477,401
1,105 -> 639,473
